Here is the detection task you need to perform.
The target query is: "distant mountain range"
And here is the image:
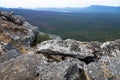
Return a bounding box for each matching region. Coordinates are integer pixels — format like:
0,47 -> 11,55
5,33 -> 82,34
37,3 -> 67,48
34,5 -> 120,13
0,5 -> 120,13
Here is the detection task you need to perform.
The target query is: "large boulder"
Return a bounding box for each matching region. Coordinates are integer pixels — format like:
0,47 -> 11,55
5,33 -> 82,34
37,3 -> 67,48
0,53 -> 47,80
85,56 -> 120,80
36,58 -> 87,80
100,39 -> 120,57
36,39 -> 97,59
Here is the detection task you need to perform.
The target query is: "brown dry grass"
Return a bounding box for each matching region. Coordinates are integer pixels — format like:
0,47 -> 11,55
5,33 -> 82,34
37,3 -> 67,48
0,33 -> 11,43
0,21 -> 27,34
12,43 -> 28,54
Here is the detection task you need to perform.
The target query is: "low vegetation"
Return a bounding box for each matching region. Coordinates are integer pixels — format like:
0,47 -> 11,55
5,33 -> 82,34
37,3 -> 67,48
31,34 -> 51,46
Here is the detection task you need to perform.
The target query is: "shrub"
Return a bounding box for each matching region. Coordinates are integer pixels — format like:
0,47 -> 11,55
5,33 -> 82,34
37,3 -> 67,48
31,34 -> 51,46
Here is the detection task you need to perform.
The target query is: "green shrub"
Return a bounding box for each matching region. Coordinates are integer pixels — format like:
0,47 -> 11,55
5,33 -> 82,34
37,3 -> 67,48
31,34 -> 51,46
37,34 -> 51,43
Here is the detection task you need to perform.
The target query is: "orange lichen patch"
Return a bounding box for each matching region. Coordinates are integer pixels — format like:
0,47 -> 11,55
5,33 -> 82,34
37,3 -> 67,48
13,43 -> 28,54
0,33 -> 11,43
17,46 -> 35,54
102,67 -> 113,79
11,41 -> 35,54
44,54 -> 63,62
100,61 -> 113,79
79,43 -> 94,49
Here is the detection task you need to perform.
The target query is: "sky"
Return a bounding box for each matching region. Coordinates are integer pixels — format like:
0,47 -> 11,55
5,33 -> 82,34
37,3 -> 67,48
0,0 -> 120,8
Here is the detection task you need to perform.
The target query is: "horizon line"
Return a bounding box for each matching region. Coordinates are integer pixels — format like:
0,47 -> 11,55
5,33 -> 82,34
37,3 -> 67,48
0,5 -> 120,9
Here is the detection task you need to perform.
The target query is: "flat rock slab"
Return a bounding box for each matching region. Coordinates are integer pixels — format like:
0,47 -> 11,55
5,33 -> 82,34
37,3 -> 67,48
36,39 -> 97,59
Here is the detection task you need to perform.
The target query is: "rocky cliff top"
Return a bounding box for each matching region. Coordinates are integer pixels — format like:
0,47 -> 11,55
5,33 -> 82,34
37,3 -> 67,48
0,11 -> 120,80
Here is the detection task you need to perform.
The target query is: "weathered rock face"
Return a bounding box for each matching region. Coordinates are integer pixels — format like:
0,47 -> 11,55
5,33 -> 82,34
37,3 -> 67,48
13,15 -> 26,25
36,39 -> 97,59
100,39 -> 120,57
0,11 -> 37,46
0,11 -> 25,25
0,50 -> 21,63
35,39 -> 120,80
36,58 -> 86,80
85,57 -> 120,80
36,39 -> 120,58
0,53 -> 47,80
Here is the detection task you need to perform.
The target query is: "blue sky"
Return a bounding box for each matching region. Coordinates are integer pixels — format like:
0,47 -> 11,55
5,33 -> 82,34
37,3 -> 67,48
0,0 -> 120,8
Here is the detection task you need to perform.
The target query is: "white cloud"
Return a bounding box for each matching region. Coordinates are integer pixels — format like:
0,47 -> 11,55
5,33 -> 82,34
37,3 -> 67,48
0,0 -> 120,8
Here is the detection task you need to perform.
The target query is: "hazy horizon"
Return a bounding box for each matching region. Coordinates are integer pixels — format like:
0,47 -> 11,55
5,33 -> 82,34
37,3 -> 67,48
0,0 -> 120,8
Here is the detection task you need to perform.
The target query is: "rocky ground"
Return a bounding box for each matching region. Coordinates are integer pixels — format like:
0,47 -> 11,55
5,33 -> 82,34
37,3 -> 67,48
0,11 -> 120,80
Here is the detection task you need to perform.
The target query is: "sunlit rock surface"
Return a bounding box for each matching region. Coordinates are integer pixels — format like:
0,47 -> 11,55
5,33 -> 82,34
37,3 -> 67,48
36,39 -> 97,59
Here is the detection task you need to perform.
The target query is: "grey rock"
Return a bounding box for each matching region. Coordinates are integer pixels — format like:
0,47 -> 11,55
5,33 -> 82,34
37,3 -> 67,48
13,15 -> 26,25
0,11 -> 14,22
0,53 -> 47,80
21,21 -> 38,46
89,41 -> 102,48
85,56 -> 120,80
22,21 -> 37,30
0,12 -> 38,46
36,39 -> 97,59
100,40 -> 120,57
0,11 -> 25,25
2,43 -> 18,51
0,50 -> 21,63
36,58 -> 85,80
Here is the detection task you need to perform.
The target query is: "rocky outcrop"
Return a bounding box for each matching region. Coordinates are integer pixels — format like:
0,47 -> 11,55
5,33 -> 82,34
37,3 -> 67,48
36,39 -> 97,59
0,11 -> 120,80
35,39 -> 120,80
36,39 -> 120,58
0,11 -> 37,47
0,11 -> 25,25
